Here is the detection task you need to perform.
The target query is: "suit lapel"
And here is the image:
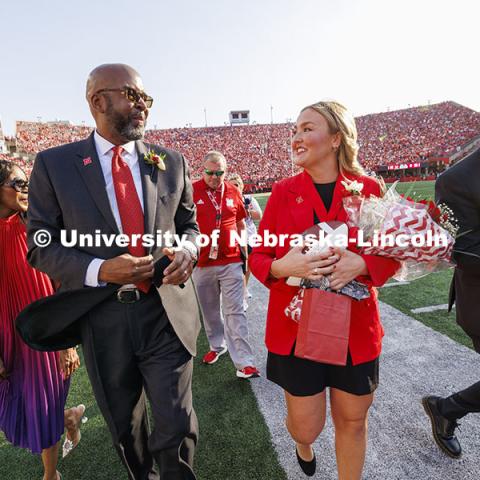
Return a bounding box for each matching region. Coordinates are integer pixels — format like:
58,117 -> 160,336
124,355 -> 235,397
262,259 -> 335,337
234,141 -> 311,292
136,141 -> 158,244
75,134 -> 119,233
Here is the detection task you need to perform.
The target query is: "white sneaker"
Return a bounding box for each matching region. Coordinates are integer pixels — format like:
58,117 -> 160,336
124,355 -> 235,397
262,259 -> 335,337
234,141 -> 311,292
236,366 -> 260,379
243,299 -> 249,311
202,346 -> 228,364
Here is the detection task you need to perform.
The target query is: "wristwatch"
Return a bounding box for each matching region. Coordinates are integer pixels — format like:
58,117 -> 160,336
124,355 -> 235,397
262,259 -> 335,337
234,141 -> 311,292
182,240 -> 198,266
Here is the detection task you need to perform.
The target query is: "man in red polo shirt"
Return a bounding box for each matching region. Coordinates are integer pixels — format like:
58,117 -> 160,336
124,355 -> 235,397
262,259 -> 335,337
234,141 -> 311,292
192,151 -> 259,379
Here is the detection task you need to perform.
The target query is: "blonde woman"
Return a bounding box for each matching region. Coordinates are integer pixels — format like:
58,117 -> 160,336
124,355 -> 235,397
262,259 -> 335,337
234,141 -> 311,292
249,101 -> 399,478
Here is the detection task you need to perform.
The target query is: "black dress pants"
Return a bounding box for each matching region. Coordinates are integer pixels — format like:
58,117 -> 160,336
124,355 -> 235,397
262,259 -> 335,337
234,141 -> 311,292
438,381 -> 480,421
438,268 -> 480,422
81,288 -> 198,480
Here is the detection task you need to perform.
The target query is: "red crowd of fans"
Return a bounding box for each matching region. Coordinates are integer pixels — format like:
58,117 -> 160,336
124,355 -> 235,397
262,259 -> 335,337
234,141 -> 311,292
356,102 -> 480,171
16,121 -> 92,155
145,123 -> 293,186
10,102 -> 480,188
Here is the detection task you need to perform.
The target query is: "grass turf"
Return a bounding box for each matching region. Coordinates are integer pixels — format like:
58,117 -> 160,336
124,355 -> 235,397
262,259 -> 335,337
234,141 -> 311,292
0,330 -> 286,480
378,270 -> 473,350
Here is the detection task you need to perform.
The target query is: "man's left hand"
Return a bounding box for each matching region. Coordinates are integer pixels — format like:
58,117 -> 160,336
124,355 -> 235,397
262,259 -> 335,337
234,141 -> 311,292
162,247 -> 194,285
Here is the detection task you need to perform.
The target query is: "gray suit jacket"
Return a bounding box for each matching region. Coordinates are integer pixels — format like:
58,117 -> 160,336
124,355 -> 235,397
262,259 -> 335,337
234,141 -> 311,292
26,133 -> 202,355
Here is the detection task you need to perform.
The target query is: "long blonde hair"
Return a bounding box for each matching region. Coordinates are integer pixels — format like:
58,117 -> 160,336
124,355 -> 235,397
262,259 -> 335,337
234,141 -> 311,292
227,173 -> 244,187
301,100 -> 364,177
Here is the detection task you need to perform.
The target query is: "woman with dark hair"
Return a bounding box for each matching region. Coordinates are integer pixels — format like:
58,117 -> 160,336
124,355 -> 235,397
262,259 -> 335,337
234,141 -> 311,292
249,101 -> 399,479
0,160 -> 85,480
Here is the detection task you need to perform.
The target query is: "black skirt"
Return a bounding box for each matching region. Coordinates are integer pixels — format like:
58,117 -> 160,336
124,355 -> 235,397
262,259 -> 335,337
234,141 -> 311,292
267,347 -> 379,397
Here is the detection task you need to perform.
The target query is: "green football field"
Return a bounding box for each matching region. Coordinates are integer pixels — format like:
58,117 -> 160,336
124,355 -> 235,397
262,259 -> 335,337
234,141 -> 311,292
2,180 -> 471,480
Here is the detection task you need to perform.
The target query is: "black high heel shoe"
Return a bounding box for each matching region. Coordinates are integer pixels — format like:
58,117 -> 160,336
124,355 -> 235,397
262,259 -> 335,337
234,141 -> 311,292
296,447 -> 316,476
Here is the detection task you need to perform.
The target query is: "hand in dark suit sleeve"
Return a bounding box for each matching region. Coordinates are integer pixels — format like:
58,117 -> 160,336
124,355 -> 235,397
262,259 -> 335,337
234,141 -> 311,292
436,165 -> 480,271
436,170 -> 480,237
26,152 -> 96,290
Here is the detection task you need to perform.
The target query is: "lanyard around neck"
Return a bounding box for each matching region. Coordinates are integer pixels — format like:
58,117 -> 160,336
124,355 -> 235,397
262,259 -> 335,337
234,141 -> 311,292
206,183 -> 225,229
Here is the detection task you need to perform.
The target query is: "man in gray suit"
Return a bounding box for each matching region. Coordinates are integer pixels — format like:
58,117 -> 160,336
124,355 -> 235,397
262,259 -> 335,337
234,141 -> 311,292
26,64 -> 201,480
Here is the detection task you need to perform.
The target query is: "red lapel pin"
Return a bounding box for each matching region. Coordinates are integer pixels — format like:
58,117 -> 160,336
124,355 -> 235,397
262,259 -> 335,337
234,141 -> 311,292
83,157 -> 92,166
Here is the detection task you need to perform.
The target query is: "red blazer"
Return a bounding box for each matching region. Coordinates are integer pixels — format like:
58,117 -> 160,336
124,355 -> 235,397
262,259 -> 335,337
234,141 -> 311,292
249,171 -> 399,365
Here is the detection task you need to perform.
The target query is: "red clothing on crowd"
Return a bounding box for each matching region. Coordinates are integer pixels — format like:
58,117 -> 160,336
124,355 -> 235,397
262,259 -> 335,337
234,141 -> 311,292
12,102 -> 480,185
193,179 -> 247,267
249,171 -> 400,366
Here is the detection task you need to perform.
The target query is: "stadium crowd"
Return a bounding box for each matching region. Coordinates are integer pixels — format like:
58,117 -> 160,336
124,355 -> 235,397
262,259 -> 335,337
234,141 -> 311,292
16,121 -> 92,155
145,123 -> 293,188
356,102 -> 480,171
9,102 -> 480,188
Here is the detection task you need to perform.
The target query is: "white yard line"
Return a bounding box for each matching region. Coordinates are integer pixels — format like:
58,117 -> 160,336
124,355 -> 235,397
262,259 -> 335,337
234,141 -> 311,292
381,281 -> 411,288
411,304 -> 452,314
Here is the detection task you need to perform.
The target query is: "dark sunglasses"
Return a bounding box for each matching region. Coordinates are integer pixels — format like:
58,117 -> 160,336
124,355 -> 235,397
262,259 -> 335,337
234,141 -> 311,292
95,86 -> 154,108
204,169 -> 225,177
1,178 -> 29,192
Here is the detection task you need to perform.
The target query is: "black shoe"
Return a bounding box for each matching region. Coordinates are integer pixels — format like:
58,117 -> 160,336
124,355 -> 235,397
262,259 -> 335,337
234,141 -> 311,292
422,396 -> 462,458
295,447 -> 316,476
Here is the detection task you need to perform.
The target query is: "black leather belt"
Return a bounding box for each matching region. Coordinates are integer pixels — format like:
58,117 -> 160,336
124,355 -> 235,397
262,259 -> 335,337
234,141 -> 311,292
116,287 -> 141,304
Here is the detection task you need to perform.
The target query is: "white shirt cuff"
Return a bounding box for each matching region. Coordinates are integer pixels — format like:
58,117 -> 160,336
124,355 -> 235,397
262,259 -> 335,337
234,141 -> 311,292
182,240 -> 198,261
85,258 -> 107,287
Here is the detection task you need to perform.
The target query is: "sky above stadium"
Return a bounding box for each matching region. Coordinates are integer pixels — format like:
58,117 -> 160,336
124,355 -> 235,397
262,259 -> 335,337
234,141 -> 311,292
0,0 -> 478,135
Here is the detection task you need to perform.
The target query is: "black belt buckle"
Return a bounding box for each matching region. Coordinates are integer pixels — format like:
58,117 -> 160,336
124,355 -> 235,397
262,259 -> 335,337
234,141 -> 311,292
116,288 -> 140,304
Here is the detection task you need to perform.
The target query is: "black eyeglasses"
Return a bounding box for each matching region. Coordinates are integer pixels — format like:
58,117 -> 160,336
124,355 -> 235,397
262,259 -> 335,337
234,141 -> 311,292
95,86 -> 154,108
1,178 -> 29,192
204,169 -> 225,177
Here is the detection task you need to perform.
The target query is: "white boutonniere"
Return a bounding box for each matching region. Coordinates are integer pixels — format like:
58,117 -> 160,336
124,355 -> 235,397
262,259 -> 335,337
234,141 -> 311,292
144,150 -> 166,171
341,179 -> 364,196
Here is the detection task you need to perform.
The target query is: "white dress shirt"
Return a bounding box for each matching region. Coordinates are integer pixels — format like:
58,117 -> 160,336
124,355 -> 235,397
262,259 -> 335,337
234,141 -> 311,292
84,131 -> 144,287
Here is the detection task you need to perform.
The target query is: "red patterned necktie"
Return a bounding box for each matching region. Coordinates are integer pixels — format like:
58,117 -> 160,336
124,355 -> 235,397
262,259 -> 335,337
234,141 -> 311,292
111,146 -> 150,293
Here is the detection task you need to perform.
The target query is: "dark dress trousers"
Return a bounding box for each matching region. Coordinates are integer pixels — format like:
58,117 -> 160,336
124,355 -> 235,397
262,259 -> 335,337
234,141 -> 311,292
435,147 -> 480,420
22,133 -> 202,480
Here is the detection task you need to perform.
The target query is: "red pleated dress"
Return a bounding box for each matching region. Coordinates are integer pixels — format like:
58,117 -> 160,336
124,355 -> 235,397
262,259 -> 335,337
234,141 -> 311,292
0,213 -> 69,454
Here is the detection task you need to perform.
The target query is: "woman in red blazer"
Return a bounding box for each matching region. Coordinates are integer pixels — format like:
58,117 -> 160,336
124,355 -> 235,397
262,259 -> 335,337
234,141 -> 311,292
249,101 -> 399,479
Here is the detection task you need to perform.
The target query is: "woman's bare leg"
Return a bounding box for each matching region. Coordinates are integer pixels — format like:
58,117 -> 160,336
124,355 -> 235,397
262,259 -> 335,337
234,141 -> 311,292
285,389 -> 327,460
330,388 -> 374,480
41,442 -> 60,480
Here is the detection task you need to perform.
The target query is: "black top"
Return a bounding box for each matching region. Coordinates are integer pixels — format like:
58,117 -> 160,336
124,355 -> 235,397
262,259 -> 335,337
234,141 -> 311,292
313,182 -> 336,222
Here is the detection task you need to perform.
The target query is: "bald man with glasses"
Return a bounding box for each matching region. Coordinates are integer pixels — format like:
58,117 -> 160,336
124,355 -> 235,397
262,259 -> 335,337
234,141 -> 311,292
24,64 -> 201,480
